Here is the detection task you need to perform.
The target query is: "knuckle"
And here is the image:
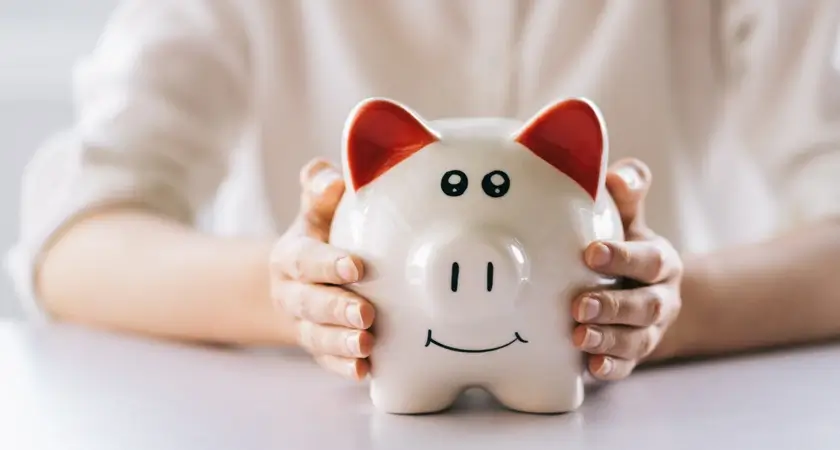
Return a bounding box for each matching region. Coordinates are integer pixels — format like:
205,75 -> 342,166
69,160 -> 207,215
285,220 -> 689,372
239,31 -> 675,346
297,321 -> 317,353
598,328 -> 616,352
279,238 -> 309,280
269,239 -> 292,275
672,293 -> 683,317
614,243 -> 634,267
639,328 -> 658,356
671,248 -> 685,276
608,329 -> 635,358
601,292 -> 621,322
618,333 -> 636,356
646,288 -> 665,324
296,286 -> 318,320
638,331 -> 651,356
658,238 -> 684,277
303,208 -> 327,229
277,283 -> 304,317
295,284 -> 316,319
662,288 -> 682,324
647,248 -> 666,280
271,282 -> 294,314
291,254 -> 306,280
327,292 -> 348,322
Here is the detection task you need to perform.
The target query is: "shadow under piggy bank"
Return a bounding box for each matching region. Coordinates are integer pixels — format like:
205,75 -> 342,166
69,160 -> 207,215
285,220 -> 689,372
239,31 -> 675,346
365,385 -> 612,450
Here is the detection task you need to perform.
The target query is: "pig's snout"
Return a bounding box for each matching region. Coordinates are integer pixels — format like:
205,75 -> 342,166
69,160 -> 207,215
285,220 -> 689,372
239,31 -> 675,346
407,230 -> 530,323
447,261 -> 495,293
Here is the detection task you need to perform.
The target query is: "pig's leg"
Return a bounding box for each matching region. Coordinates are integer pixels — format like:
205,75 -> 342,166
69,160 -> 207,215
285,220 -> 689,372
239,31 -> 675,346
488,372 -> 584,414
369,377 -> 463,414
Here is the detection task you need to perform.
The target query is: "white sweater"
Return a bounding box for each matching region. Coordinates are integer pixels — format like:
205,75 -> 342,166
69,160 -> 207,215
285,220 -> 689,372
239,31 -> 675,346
8,0 -> 840,319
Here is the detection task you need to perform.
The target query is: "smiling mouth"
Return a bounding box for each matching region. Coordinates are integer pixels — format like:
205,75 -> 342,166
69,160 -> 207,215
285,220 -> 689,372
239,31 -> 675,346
424,330 -> 529,354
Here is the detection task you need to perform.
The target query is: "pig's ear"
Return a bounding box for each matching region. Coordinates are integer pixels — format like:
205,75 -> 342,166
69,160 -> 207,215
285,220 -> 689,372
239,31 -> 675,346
513,98 -> 607,201
342,98 -> 438,192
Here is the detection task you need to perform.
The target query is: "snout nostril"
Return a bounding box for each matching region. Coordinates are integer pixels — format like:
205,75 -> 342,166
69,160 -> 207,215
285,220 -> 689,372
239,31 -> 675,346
486,262 -> 494,292
451,262 -> 460,292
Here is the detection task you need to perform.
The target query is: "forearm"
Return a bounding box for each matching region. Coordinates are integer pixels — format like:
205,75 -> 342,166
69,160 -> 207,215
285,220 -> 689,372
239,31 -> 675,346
664,218 -> 840,359
37,208 -> 297,346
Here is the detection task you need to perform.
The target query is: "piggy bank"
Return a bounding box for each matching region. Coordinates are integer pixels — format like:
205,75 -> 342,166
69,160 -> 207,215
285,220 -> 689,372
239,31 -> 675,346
328,97 -> 623,414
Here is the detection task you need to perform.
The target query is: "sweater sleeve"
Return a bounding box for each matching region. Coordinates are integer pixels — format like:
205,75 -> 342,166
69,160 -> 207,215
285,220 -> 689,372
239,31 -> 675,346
723,0 -> 840,227
771,2 -> 840,225
5,0 -> 252,321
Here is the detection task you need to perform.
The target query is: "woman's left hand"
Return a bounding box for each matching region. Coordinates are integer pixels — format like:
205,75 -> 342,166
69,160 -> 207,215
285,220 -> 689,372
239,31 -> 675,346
572,158 -> 684,381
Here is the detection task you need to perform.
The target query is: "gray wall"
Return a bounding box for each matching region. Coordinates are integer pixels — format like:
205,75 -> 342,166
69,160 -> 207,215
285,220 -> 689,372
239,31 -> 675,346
0,0 -> 120,317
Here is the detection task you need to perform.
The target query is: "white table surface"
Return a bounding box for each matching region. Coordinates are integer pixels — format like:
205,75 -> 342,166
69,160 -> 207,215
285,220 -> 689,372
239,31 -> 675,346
2,319 -> 840,450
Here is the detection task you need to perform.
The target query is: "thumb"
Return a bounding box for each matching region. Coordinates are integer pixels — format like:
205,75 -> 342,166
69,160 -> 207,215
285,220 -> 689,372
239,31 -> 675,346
298,158 -> 345,238
605,158 -> 652,233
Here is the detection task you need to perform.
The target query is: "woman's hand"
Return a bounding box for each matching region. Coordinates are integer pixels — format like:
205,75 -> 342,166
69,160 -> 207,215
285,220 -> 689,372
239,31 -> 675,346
270,159 -> 375,381
572,158 -> 683,381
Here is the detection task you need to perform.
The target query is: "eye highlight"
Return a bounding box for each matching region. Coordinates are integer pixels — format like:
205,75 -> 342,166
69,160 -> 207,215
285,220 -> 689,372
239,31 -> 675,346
441,170 -> 468,197
482,170 -> 510,198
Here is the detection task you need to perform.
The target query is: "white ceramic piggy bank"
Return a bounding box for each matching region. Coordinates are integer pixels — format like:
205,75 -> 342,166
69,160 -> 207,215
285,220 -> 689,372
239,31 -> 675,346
329,97 -> 623,414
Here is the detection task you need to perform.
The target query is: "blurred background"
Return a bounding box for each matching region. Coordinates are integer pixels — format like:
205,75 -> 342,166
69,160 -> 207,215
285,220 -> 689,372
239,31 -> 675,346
0,0 -> 119,317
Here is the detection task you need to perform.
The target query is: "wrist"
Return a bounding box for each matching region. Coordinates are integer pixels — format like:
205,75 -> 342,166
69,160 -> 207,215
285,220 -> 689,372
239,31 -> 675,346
209,236 -> 299,347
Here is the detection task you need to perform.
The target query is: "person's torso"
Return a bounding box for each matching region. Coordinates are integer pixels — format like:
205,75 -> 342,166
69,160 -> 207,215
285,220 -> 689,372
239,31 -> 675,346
210,0 -> 786,255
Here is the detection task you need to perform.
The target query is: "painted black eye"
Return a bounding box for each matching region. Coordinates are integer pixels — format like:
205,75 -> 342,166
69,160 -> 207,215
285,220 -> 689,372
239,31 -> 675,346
482,170 -> 510,198
441,170 -> 468,197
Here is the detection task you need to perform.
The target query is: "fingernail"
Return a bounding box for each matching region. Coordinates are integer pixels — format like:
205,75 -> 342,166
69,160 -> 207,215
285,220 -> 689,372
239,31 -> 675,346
336,257 -> 359,282
346,333 -> 361,356
583,327 -> 604,349
345,303 -> 365,329
346,360 -> 363,380
310,168 -> 342,195
587,243 -> 612,268
578,296 -> 601,321
598,357 -> 614,376
616,166 -> 641,190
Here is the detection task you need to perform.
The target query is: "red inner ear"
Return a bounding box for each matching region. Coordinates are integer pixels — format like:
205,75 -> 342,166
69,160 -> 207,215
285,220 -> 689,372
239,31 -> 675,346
515,99 -> 604,200
346,100 -> 437,191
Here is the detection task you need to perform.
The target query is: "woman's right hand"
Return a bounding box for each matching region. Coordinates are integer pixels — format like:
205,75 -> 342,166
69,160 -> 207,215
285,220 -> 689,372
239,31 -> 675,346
270,159 -> 375,380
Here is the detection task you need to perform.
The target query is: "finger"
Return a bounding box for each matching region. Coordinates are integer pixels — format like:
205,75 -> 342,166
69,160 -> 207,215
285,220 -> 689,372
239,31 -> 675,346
588,354 -> 637,381
314,354 -> 370,381
584,239 -> 680,284
572,285 -> 672,327
273,282 -> 375,329
299,158 -> 345,234
271,236 -> 364,284
296,321 -> 374,359
605,158 -> 652,232
573,324 -> 661,360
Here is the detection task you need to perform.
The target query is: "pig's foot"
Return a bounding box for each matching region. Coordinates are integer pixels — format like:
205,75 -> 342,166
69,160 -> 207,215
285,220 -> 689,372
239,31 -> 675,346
488,375 -> 584,414
370,378 -> 462,414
